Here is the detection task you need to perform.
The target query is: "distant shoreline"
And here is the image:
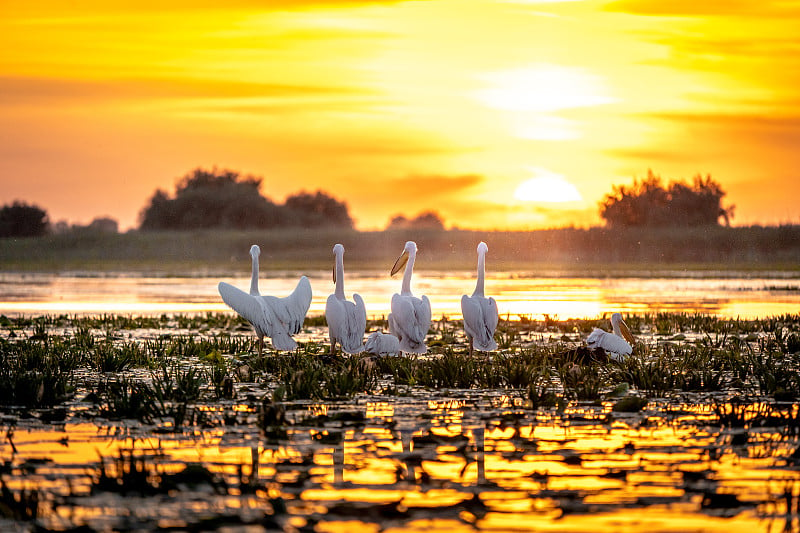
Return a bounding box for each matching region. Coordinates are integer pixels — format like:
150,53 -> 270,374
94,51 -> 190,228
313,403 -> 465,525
1,226 -> 798,275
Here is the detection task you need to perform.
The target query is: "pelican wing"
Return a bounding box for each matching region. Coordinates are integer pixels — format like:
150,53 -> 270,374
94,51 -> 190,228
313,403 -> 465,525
218,282 -> 277,338
587,328 -> 632,356
325,294 -> 345,340
485,296 -> 499,333
219,281 -> 296,351
416,295 -> 432,335
461,294 -> 498,352
272,275 -> 312,335
390,293 -> 430,353
325,293 -> 366,354
347,293 -> 367,352
365,331 -> 400,356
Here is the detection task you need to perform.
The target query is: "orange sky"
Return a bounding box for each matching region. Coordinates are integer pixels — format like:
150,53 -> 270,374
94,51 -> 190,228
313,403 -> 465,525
2,0 -> 799,231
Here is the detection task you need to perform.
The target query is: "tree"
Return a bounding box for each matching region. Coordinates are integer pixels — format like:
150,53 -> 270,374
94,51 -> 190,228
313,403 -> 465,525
386,211 -> 445,230
599,171 -> 735,228
0,201 -> 49,238
284,190 -> 354,228
139,168 -> 285,230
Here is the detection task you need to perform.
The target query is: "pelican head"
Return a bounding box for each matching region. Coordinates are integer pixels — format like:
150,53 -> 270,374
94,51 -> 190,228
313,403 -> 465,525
250,244 -> 261,258
477,241 -> 488,254
611,313 -> 636,345
391,241 -> 417,276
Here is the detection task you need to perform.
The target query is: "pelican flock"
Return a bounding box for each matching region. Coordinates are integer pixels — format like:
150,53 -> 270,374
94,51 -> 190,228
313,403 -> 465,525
218,244 -> 312,354
388,241 -> 432,354
586,312 -> 636,361
325,243 -> 367,354
217,241 -> 641,361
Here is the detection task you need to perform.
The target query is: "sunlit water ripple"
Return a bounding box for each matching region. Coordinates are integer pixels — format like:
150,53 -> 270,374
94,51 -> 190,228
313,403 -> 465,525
1,270 -> 798,318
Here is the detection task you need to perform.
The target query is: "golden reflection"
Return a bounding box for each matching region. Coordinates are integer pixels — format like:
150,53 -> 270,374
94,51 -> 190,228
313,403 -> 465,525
5,398 -> 800,531
3,272 -> 800,320
366,402 -> 394,420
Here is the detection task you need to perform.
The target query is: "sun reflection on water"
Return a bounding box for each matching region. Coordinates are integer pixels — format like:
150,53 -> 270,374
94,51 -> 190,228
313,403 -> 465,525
1,271 -> 799,319
3,395 -> 800,532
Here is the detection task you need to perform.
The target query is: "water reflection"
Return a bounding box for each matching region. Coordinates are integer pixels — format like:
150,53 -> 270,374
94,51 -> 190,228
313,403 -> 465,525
4,395 -> 800,532
1,271 -> 799,319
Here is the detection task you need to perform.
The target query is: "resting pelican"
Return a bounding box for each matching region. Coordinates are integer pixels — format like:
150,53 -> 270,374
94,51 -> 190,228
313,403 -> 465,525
325,243 -> 366,354
218,244 -> 312,354
586,312 -> 636,361
364,331 -> 401,357
461,241 -> 498,354
388,241 -> 431,354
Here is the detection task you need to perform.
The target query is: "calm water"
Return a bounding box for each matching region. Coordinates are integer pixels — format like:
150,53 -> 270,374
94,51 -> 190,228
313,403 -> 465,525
1,270 -> 798,319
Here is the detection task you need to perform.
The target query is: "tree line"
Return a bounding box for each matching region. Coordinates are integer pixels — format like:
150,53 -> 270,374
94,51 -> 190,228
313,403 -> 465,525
599,170 -> 735,227
1,168 -> 738,238
139,169 -> 354,230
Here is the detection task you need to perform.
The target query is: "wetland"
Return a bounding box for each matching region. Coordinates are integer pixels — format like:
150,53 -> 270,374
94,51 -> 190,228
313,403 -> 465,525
1,227 -> 799,531
2,312 -> 800,532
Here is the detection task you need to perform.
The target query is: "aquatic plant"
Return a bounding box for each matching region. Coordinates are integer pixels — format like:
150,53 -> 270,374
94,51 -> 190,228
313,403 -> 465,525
558,358 -> 607,401
611,347 -> 676,398
99,378 -> 156,422
0,338 -> 77,408
92,449 -> 226,496
0,477 -> 41,521
323,355 -> 378,399
417,349 -> 477,389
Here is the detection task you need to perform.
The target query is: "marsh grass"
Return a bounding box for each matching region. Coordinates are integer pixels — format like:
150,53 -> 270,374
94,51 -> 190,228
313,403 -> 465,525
100,378 -> 157,421
0,337 -> 78,408
2,312 -> 800,531
3,226 -> 799,272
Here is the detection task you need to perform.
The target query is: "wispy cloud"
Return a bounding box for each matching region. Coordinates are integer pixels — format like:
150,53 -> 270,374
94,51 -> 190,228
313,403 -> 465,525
604,0 -> 800,17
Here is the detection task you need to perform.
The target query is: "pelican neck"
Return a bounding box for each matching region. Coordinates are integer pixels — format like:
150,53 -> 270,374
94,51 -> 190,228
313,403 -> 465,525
401,251 -> 415,295
335,251 -> 346,299
472,250 -> 486,298
249,254 -> 260,296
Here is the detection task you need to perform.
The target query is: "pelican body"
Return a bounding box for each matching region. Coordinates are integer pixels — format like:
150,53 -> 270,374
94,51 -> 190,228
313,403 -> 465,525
586,312 -> 636,361
325,244 -> 366,354
388,241 -> 431,354
218,244 -> 312,353
364,331 -> 401,357
461,242 -> 498,354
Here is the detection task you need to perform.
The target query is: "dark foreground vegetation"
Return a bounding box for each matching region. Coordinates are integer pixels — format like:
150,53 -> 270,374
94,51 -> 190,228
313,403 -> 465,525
1,225 -> 798,273
0,312 -> 800,531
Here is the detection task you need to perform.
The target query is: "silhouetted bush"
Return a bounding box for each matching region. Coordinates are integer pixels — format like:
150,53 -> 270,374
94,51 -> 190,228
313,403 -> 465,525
600,171 -> 735,228
284,190 -> 353,228
139,168 -> 353,231
0,201 -> 49,238
387,211 -> 445,230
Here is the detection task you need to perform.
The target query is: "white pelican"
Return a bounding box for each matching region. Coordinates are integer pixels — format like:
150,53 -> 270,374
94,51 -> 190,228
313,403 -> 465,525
388,241 -> 431,354
586,312 -> 636,361
461,242 -> 498,354
364,331 -> 401,357
325,243 -> 366,354
218,244 -> 312,354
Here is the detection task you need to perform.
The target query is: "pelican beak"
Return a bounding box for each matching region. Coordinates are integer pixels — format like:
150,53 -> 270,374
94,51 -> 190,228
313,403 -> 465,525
390,250 -> 409,276
618,318 -> 636,345
332,264 -> 337,284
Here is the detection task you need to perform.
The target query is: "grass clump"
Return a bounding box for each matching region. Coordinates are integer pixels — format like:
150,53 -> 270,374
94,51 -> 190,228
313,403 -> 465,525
0,337 -> 78,408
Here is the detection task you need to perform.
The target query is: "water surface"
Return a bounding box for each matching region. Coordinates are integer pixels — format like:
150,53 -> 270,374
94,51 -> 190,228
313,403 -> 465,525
1,270 -> 798,318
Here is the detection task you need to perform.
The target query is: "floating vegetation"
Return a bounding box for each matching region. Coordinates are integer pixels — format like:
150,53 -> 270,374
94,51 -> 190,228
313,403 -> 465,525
0,312 -> 798,531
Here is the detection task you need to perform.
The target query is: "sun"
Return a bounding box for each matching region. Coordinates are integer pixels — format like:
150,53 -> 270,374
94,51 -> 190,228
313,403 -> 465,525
514,169 -> 582,203
476,64 -> 615,113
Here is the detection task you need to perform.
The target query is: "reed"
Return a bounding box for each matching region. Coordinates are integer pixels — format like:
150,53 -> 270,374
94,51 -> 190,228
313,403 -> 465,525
2,226 -> 799,273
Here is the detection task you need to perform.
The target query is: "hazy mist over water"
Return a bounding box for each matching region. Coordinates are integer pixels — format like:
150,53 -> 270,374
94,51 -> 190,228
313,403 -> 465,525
2,271 -> 798,319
